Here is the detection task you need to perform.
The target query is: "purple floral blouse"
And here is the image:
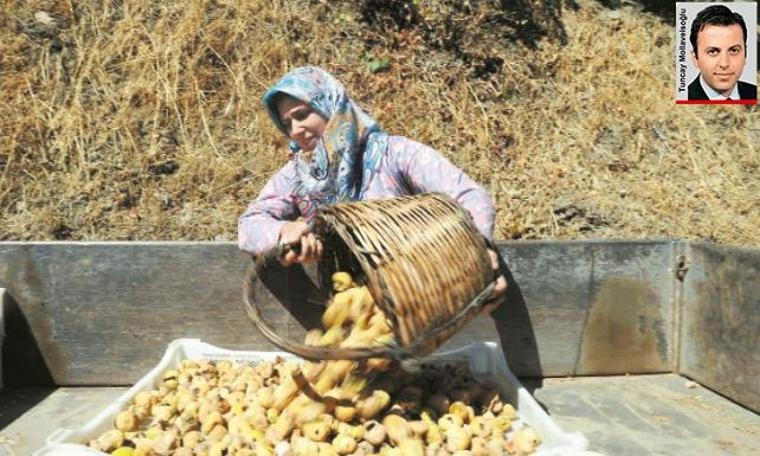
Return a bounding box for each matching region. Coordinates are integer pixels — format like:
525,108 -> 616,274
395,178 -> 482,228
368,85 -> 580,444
238,136 -> 495,255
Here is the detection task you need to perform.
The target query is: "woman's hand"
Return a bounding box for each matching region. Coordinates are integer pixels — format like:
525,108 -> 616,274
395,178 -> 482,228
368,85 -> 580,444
278,221 -> 324,267
482,248 -> 508,313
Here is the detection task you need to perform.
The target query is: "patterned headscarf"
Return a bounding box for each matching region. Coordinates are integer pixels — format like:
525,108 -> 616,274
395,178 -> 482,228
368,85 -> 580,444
263,66 -> 388,214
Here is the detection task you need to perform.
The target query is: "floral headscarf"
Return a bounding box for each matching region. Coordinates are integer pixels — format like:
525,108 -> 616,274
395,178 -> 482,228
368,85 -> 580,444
263,66 -> 388,214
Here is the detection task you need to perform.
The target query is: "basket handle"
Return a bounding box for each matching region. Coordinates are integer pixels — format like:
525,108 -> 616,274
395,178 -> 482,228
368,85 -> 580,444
258,241 -> 298,264
243,256 -> 405,361
259,219 -> 321,264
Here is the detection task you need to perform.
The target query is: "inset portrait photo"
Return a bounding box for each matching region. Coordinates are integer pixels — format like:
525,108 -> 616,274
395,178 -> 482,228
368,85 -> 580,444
675,2 -> 757,104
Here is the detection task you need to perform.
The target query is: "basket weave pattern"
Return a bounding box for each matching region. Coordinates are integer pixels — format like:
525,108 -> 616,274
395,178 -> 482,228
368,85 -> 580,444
316,193 -> 494,355
245,193 -> 495,360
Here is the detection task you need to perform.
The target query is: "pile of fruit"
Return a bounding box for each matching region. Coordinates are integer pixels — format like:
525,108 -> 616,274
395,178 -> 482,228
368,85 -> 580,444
89,272 -> 541,455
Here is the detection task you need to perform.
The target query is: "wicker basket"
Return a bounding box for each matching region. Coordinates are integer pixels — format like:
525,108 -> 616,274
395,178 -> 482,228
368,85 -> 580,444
243,193 -> 496,361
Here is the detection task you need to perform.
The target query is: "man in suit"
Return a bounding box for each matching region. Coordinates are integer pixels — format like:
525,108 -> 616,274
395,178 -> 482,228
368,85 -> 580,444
688,5 -> 757,101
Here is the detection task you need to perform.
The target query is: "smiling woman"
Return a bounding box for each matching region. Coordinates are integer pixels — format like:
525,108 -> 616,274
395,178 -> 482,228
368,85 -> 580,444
237,66 -> 507,305
273,94 -> 327,153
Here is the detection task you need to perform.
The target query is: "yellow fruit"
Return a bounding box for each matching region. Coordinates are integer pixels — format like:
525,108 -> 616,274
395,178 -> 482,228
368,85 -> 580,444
302,361 -> 326,382
251,445 -> 272,456
468,416 -> 492,438
438,413 -> 463,431
207,423 -> 228,442
230,402 -> 244,416
133,391 -> 153,409
335,422 -> 363,440
318,443 -> 339,456
273,410 -> 296,441
316,326 -> 345,347
114,411 -> 138,432
173,448 -> 194,456
449,401 -> 474,423
271,376 -> 300,412
130,446 -> 154,456
470,436 -> 489,456
363,420 -> 387,446
110,447 -> 133,456
347,286 -> 374,325
364,357 -> 393,372
208,441 -> 228,456
509,426 -> 541,455
96,430 -> 124,452
333,403 -> 356,422
408,420 -> 428,437
445,426 -> 472,452
248,426 -> 267,441
490,415 -> 512,435
382,415 -> 409,445
425,422 -> 443,445
397,438 -> 424,456
266,408 -> 279,424
292,435 -> 319,455
182,430 -> 202,448
305,329 -> 324,345
201,411 -> 223,434
162,369 -> 179,390
331,434 -> 357,454
294,400 -> 328,426
357,389 -> 391,420
303,421 -> 331,442
341,374 -> 368,398
255,386 -> 273,409
323,293 -> 352,329
500,403 -> 518,420
87,271 -> 538,456
150,403 -> 174,422
331,272 -> 354,292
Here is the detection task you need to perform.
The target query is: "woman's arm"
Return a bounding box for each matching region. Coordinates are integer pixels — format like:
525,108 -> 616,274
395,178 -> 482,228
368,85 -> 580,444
387,136 -> 496,240
237,162 -> 301,255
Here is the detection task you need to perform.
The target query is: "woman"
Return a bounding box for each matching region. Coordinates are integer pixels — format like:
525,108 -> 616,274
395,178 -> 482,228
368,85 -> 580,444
238,66 -> 506,304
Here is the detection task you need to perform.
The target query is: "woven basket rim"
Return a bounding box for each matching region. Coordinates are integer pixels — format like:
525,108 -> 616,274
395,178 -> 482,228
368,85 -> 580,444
245,193 -> 496,360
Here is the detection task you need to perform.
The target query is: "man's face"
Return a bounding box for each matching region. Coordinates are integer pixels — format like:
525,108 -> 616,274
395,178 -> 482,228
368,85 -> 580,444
691,23 -> 746,96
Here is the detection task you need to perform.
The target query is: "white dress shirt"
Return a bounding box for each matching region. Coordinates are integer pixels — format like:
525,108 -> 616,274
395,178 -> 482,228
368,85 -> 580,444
699,74 -> 741,100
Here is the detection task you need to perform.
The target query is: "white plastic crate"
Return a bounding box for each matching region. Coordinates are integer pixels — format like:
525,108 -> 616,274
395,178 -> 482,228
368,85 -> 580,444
35,338 -> 595,456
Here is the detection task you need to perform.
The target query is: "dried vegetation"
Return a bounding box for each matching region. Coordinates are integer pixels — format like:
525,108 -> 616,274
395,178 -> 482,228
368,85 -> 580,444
1,0 -> 758,245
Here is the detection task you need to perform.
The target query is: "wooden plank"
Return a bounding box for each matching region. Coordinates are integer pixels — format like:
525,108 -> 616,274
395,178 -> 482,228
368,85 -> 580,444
0,243 -> 278,385
0,241 -> 676,385
0,287 -> 4,391
444,240 -> 676,376
679,243 -> 760,413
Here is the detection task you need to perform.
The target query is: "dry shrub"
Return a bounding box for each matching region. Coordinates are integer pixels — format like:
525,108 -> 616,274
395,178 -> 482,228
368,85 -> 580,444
0,0 -> 758,245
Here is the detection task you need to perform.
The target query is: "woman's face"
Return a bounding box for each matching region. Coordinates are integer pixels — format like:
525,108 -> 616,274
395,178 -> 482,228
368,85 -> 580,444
276,96 -> 327,152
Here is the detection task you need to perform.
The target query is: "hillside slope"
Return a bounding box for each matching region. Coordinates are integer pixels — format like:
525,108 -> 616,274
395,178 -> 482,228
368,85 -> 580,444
1,0 -> 758,245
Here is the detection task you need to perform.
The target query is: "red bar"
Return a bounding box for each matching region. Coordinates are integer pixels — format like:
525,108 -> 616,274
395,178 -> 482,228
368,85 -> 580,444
676,99 -> 757,105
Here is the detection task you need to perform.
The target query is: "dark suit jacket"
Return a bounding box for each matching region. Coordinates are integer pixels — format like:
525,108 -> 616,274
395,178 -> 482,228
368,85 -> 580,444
688,76 -> 757,100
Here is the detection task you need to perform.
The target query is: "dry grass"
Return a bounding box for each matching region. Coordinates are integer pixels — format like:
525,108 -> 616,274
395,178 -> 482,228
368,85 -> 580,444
1,0 -> 758,245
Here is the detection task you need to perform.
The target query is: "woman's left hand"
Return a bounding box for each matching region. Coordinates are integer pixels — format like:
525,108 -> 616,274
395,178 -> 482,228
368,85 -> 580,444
482,249 -> 508,314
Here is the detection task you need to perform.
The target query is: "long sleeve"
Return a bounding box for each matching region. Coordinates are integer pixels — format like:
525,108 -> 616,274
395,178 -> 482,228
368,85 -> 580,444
386,136 -> 495,240
237,162 -> 301,255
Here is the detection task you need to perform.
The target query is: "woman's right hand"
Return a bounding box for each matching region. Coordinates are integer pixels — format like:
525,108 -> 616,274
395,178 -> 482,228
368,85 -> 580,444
278,221 -> 323,267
